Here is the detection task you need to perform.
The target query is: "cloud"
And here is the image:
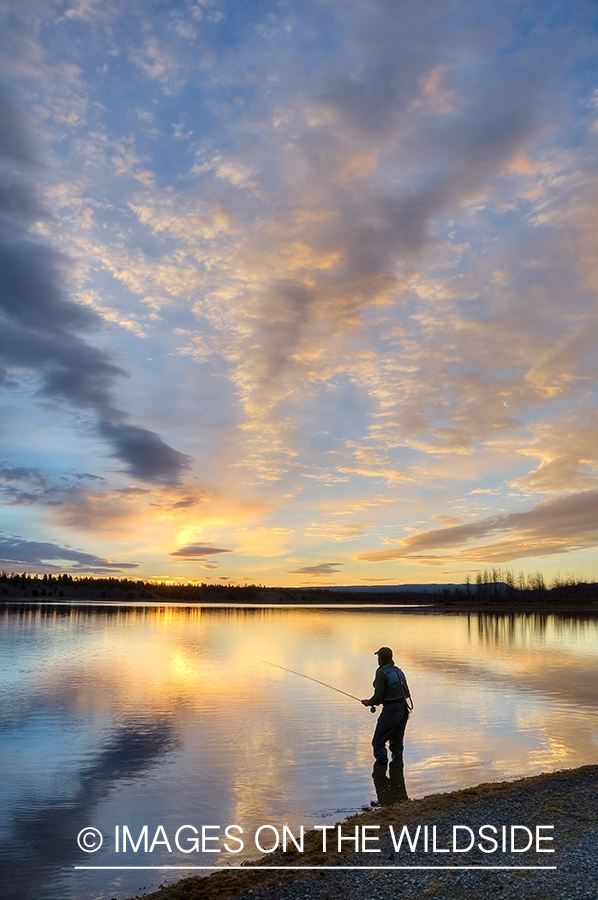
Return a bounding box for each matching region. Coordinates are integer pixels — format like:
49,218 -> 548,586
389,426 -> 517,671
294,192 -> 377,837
512,416 -> 598,495
0,534 -> 138,572
0,466 -> 44,482
356,491 -> 598,564
305,519 -> 371,542
287,562 -> 343,576
114,0 -> 572,489
169,544 -> 232,558
2,2 -> 598,582
0,468 -> 153,531
338,445 -> 415,485
130,36 -> 182,88
0,466 -> 46,506
36,0 -> 586,500
63,0 -> 107,21
51,486 -> 151,531
0,85 -> 38,165
98,420 -> 191,483
0,85 -> 190,484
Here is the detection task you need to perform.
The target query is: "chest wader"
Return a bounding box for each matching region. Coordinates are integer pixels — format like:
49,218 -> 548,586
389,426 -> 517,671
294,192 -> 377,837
371,665 -> 410,765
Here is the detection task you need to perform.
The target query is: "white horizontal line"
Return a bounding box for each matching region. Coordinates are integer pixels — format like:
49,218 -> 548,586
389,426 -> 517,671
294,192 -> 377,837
74,865 -> 557,871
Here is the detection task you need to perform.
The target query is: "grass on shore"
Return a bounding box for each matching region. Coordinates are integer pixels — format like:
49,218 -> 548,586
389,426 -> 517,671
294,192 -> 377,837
127,764 -> 598,900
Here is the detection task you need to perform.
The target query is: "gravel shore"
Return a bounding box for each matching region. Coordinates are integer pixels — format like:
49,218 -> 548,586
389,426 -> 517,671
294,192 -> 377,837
130,764 -> 597,900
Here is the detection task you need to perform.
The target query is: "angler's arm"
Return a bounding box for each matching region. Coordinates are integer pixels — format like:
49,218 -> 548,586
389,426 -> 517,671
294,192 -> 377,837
361,670 -> 386,707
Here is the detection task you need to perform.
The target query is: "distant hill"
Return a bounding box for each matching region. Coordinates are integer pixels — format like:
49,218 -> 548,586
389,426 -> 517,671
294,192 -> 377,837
323,583 -> 506,594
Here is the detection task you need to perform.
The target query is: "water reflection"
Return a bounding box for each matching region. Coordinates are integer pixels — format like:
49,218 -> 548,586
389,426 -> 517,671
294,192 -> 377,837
0,718 -> 179,900
1,603 -> 597,900
371,758 -> 408,807
473,610 -> 598,651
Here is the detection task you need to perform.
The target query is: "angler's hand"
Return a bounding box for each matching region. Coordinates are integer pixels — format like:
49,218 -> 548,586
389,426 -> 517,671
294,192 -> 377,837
361,699 -> 372,706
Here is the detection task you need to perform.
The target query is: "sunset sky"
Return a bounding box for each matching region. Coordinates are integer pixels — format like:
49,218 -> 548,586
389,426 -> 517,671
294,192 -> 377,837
1,0 -> 597,586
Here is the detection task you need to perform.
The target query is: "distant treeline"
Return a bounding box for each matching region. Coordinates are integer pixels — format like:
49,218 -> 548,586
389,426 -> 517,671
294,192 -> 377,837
0,572 -> 323,603
0,568 -> 597,604
459,567 -> 598,603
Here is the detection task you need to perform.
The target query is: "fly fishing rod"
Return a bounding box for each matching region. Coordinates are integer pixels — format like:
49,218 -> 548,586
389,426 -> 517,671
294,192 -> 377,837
262,660 -> 376,712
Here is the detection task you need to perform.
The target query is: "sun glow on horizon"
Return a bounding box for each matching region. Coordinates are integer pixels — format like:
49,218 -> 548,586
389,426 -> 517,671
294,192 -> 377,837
1,1 -> 597,586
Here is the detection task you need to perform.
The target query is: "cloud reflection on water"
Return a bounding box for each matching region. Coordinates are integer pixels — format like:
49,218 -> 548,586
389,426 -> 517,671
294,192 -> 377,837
0,718 -> 179,900
1,604 -> 597,899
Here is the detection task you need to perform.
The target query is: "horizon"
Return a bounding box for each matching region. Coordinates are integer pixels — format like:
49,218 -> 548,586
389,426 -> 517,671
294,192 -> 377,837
2,568 -> 592,594
1,1 -> 598,587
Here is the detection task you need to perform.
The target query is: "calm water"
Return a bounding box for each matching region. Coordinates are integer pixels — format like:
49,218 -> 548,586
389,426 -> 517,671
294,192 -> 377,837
1,602 -> 597,900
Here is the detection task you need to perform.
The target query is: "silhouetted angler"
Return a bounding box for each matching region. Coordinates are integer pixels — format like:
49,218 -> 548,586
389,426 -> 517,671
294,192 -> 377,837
361,646 -> 411,765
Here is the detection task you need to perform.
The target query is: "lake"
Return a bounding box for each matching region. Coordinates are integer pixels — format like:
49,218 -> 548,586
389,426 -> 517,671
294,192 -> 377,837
1,602 -> 597,900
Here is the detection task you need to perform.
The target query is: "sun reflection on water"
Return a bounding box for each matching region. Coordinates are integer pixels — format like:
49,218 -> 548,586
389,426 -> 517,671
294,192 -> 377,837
1,603 -> 597,900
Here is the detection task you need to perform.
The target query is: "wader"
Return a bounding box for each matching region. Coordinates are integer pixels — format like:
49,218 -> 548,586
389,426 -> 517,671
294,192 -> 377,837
372,699 -> 408,764
371,663 -> 410,764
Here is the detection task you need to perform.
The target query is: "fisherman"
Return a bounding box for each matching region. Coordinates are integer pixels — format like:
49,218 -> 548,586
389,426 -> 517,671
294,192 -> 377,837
361,646 -> 411,766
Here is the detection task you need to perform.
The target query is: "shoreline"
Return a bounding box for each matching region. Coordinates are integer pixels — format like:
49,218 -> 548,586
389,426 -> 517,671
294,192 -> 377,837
128,764 -> 598,900
3,596 -> 598,614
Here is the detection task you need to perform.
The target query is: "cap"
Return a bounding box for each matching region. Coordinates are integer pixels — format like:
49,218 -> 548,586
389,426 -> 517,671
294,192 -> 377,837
374,646 -> 393,657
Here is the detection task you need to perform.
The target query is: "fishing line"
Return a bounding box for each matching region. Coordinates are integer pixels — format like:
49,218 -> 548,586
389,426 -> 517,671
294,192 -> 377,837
261,660 -> 376,712
230,672 -> 258,741
228,672 -> 259,803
